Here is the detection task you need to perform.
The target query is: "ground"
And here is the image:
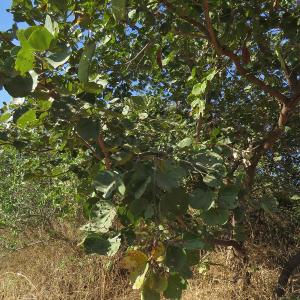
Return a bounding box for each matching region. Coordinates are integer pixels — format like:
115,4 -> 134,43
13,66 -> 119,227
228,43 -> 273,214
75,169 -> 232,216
0,222 -> 298,300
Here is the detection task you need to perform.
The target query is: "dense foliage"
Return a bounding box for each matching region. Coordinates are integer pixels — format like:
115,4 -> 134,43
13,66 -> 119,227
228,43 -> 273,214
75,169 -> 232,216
0,147 -> 79,250
0,0 -> 299,299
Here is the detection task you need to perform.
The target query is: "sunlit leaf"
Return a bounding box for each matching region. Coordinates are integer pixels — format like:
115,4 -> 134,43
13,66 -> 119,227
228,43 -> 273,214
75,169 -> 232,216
177,137 -> 192,148
28,27 -> 53,51
16,109 -> 37,129
81,201 -> 116,233
78,41 -> 96,83
15,48 -> 35,75
111,0 -> 126,21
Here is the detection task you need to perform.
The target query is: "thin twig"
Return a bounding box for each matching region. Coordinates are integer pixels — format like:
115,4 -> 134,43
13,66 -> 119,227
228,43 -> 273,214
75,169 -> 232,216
125,42 -> 153,70
201,0 -> 288,105
74,131 -> 101,160
98,134 -> 111,170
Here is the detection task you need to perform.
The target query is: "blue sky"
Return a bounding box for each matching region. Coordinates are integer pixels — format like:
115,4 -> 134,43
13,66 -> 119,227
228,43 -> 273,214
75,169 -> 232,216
0,0 -> 14,106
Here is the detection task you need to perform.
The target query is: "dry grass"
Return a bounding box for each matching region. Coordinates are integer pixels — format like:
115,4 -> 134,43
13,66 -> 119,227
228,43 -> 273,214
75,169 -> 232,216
0,239 -> 137,300
0,224 -> 299,300
183,249 -> 278,300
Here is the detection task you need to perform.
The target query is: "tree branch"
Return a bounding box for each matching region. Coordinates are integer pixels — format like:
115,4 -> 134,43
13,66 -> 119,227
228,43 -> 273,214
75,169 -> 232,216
244,95 -> 300,188
74,132 -> 101,161
161,0 -> 209,37
275,249 -> 300,297
202,0 -> 222,55
162,0 -> 290,105
201,0 -> 289,105
98,134 -> 111,170
125,42 -> 153,70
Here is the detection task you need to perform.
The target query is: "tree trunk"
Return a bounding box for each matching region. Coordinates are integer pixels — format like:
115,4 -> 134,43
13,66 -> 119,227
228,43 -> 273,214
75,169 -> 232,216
275,250 -> 300,297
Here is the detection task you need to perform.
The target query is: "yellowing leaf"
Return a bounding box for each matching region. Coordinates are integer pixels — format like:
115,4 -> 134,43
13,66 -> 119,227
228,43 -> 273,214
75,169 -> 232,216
151,242 -> 165,262
149,273 -> 168,292
120,249 -> 148,271
133,263 -> 149,290
120,249 -> 148,283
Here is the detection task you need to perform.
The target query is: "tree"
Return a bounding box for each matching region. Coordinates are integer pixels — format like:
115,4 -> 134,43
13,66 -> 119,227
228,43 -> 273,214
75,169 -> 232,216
0,0 -> 299,298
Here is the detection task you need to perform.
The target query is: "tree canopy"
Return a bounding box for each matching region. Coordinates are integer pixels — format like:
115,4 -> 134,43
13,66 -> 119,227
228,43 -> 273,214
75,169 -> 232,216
0,0 -> 299,299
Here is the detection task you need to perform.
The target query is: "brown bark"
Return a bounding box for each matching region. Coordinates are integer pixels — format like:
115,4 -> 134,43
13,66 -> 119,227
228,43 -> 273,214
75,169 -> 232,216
244,97 -> 298,189
98,134 -> 111,170
275,250 -> 300,296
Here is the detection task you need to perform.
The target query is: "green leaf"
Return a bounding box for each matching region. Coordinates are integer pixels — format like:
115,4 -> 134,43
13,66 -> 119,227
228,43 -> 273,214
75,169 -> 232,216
191,98 -> 206,116
196,150 -> 224,169
44,15 -> 59,36
111,151 -> 133,166
0,112 -> 10,123
81,201 -> 116,233
177,137 -> 192,148
15,48 -> 35,75
162,50 -> 176,66
117,180 -> 126,196
142,285 -> 160,300
102,181 -> 116,199
83,82 -> 103,94
206,69 -> 217,81
135,176 -> 151,200
192,81 -> 207,96
28,27 -> 53,51
203,173 -> 221,188
260,198 -> 278,214
133,263 -> 149,289
16,29 -> 31,49
107,235 -> 121,256
163,274 -> 186,299
218,185 -> 239,209
165,246 -> 187,272
129,96 -> 147,110
291,195 -> 300,201
149,273 -> 168,293
82,234 -> 111,255
201,207 -> 230,225
82,233 -> 120,256
78,41 -> 96,83
16,109 -> 37,129
4,75 -> 33,97
93,171 -> 125,200
160,188 -> 189,217
76,118 -> 99,141
111,0 -> 127,21
182,239 -> 206,250
93,171 -> 116,194
46,46 -> 70,68
129,196 -> 151,218
156,160 -> 187,192
189,188 -> 214,210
